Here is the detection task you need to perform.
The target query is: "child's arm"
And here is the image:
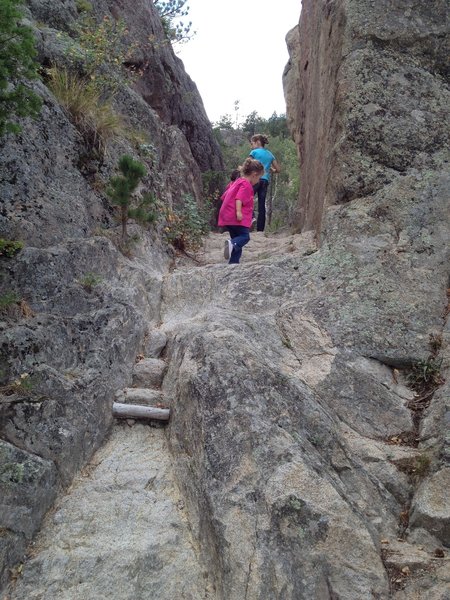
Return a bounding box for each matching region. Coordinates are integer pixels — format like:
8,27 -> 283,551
236,199 -> 243,221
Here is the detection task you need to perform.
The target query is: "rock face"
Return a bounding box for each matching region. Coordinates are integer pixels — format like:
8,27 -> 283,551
93,0 -> 223,173
9,424 -> 213,600
283,0 -> 449,235
159,217 -> 448,598
0,233 -> 171,588
0,0 -> 222,588
1,0 -> 222,248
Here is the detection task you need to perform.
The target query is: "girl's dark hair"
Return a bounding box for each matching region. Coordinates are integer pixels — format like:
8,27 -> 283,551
230,169 -> 240,181
241,157 -> 264,176
251,133 -> 269,147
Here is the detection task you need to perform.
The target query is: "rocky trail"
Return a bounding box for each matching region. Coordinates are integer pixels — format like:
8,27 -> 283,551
5,231 -> 449,600
6,231 -> 314,600
1,0 -> 449,596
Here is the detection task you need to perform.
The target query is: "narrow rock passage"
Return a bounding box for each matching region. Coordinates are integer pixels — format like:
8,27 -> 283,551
8,231 -> 306,600
9,424 -> 213,600
5,228 -> 449,599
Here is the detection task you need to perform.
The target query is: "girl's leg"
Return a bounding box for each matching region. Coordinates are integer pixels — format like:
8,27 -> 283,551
256,179 -> 269,232
228,226 -> 250,264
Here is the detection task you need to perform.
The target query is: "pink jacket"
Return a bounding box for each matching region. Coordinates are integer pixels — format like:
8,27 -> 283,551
218,178 -> 254,228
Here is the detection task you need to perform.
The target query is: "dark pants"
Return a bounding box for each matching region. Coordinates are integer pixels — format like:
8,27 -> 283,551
253,178 -> 269,232
226,225 -> 250,264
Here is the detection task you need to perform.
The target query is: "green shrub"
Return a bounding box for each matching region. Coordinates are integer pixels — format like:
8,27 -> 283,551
0,238 -> 23,257
67,14 -> 138,94
0,0 -> 42,136
0,291 -> 19,310
107,155 -> 151,241
164,194 -> 210,252
128,192 -> 160,226
75,0 -> 92,13
78,272 -> 102,292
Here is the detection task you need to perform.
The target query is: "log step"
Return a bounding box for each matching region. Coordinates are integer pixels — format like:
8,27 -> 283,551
112,402 -> 170,422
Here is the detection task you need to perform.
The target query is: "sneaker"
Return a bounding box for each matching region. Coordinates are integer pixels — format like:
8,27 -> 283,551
224,239 -> 233,260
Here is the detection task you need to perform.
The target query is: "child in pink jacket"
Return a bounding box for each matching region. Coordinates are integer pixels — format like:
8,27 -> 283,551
218,158 -> 264,264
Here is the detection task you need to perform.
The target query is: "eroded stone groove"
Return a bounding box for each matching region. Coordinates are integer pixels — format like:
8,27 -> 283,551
9,424 -> 214,600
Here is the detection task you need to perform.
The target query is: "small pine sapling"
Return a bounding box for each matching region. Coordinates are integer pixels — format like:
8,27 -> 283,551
128,192 -> 159,226
107,155 -> 159,241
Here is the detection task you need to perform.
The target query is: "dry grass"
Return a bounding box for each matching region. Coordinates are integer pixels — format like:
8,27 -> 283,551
47,67 -> 126,156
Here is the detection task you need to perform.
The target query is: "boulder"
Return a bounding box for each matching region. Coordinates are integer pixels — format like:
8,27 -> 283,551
132,358 -> 167,389
410,468 -> 450,545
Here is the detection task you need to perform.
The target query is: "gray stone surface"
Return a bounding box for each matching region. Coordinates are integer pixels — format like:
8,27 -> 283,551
0,235 -> 169,588
132,358 -> 167,389
283,0 -> 450,236
142,329 -> 168,358
9,424 -> 214,600
1,0 -> 449,597
161,307 -> 391,598
0,0 -> 222,586
410,467 -> 450,546
0,440 -> 57,581
117,387 -> 164,407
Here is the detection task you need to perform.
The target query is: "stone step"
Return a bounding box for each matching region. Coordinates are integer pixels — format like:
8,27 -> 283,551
132,357 -> 167,388
143,329 -> 167,358
116,387 -> 166,407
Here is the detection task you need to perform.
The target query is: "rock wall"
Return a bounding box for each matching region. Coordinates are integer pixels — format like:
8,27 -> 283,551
0,0 -> 222,588
283,0 -> 449,236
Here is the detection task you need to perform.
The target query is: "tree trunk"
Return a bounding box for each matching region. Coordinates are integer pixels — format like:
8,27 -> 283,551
113,402 -> 170,421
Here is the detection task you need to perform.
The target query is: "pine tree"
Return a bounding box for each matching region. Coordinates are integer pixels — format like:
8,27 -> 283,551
154,0 -> 194,44
0,0 -> 42,136
107,155 -> 147,241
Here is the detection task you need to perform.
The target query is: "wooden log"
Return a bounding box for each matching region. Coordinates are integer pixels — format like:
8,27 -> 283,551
113,402 -> 170,421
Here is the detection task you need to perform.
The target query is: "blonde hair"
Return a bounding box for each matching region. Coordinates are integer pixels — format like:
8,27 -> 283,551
240,157 -> 264,176
251,133 -> 269,147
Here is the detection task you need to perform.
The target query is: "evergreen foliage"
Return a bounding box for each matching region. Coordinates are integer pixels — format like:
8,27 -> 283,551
0,0 -> 42,136
75,0 -> 93,13
107,155 -> 147,241
128,192 -> 159,226
0,238 -> 24,257
242,111 -> 289,139
154,0 -> 195,44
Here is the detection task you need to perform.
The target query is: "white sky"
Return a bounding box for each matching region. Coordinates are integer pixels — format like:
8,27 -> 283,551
176,0 -> 301,124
